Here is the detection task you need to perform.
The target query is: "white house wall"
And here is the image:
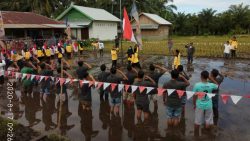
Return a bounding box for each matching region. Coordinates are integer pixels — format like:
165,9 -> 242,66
89,21 -> 118,40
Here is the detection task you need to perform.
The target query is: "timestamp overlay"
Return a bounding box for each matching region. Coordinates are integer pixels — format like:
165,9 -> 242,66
6,82 -> 14,141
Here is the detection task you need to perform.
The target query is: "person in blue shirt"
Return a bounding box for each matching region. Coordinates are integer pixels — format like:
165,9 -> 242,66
193,70 -> 218,136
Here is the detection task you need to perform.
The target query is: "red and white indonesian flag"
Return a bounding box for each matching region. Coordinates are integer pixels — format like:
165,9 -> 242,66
123,8 -> 137,43
0,11 -> 5,38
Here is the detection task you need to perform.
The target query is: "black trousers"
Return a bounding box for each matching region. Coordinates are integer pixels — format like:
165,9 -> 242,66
231,50 -> 236,58
112,60 -> 117,68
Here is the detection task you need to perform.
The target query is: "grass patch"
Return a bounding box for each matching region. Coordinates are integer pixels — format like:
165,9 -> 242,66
85,36 -> 250,58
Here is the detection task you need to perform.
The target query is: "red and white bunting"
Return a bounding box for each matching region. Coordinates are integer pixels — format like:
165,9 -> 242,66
146,87 -> 154,94
50,76 -> 55,81
26,74 -> 31,80
167,89 -> 175,96
39,76 -> 45,82
125,85 -> 130,92
157,88 -> 166,96
111,83 -> 117,92
207,93 -> 215,99
231,95 -> 242,104
31,74 -> 36,81
186,91 -> 195,100
22,73 -> 27,80
97,82 -> 103,89
70,79 -> 74,84
89,81 -> 95,87
177,90 -> 185,98
65,78 -> 71,84
139,86 -> 146,93
94,82 -> 98,87
221,94 -> 230,104
103,83 -> 110,90
79,80 -> 84,87
59,78 -> 66,86
44,76 -> 49,81
131,86 -> 138,93
196,92 -> 205,99
118,84 -> 124,92
35,75 -> 40,81
15,72 -> 21,79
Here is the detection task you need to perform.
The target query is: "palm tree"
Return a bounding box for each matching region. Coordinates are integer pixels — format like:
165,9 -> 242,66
198,8 -> 217,34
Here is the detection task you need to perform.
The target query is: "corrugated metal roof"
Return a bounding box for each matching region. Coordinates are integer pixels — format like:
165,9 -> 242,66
4,24 -> 66,28
2,11 -> 63,25
132,24 -> 159,29
57,5 -> 120,22
142,13 -> 172,25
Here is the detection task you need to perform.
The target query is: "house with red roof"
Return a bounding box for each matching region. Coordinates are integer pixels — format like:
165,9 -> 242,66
2,11 -> 66,39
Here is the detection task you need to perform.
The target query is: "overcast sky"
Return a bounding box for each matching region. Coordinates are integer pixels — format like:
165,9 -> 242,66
171,0 -> 250,14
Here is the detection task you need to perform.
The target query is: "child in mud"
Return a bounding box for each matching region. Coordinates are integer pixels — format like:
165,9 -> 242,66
97,64 -> 110,101
133,70 -> 156,123
209,69 -> 224,126
223,41 -> 231,59
123,65 -> 137,105
79,71 -> 95,111
163,70 -> 190,127
193,71 -> 218,136
148,64 -> 168,111
107,67 -> 128,116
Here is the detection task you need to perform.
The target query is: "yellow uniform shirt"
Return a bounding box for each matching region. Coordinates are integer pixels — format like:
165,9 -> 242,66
37,50 -> 44,57
79,44 -> 84,51
25,52 -> 31,60
66,45 -> 72,53
58,53 -> 63,59
132,53 -> 139,63
45,49 -> 51,57
229,40 -> 238,50
111,50 -> 118,60
173,54 -> 181,69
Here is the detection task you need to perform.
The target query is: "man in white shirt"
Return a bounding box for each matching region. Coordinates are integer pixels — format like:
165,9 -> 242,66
98,41 -> 104,58
224,41 -> 231,59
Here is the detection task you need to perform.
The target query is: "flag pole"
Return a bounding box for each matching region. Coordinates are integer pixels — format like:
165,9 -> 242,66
120,0 -> 124,65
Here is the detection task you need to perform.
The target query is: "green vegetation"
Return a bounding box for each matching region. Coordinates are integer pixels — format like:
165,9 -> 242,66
100,36 -> 250,58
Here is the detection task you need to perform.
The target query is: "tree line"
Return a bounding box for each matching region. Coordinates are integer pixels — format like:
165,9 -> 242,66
0,0 -> 249,35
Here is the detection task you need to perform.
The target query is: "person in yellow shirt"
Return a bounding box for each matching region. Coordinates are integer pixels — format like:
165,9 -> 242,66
229,36 -> 238,58
173,49 -> 181,69
45,46 -> 51,59
65,42 -> 72,59
131,45 -> 141,69
78,41 -> 84,55
111,46 -> 118,68
22,47 -> 31,61
37,46 -> 44,61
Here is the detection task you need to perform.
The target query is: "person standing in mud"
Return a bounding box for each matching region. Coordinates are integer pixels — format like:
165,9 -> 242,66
106,67 -> 128,116
98,40 -> 104,58
97,64 -> 110,101
111,46 -> 118,68
223,41 -> 231,59
173,49 -> 181,69
229,36 -> 238,58
163,70 -> 190,128
148,64 -> 168,111
75,60 -> 92,80
133,70 -> 156,123
193,71 -> 218,136
185,42 -> 195,64
209,69 -> 224,126
127,46 -> 133,65
168,38 -> 173,55
131,45 -> 141,69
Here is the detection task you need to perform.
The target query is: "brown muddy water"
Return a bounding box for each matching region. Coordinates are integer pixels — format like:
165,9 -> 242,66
0,53 -> 250,141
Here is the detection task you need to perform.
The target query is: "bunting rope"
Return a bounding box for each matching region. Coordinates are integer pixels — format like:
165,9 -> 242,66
1,70 -> 249,105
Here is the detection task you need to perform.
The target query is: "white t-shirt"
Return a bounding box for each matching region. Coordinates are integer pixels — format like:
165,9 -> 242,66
224,44 -> 231,54
99,42 -> 104,49
0,60 -> 6,76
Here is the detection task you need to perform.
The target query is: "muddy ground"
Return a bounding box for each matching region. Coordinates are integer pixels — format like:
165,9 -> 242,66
0,52 -> 250,141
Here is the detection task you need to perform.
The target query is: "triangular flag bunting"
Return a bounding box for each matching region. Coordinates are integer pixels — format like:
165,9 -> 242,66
55,78 -> 59,84
26,74 -> 31,80
97,82 -> 103,89
95,82 -> 98,87
125,85 -> 130,92
70,79 -> 74,84
12,71 -> 15,77
146,87 -> 154,94
4,71 -> 8,76
157,88 -> 166,96
131,86 -> 138,93
103,83 -> 110,90
22,73 -> 27,80
44,76 -> 49,81
39,76 -> 45,82
7,71 -> 11,75
177,90 -> 185,98
221,94 -> 230,104
79,80 -> 83,87
167,89 -> 175,96
207,93 -> 216,99
65,78 -> 71,84
51,76 -> 55,81
139,86 -> 146,93
111,83 -> 117,92
31,74 -> 36,81
231,95 -> 242,104
35,75 -> 40,81
186,91 -> 195,100
196,92 -> 205,99
118,84 -> 124,92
